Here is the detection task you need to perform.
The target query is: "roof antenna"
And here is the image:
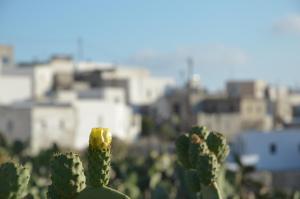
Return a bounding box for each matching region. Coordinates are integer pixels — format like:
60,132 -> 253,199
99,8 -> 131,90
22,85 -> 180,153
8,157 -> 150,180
187,56 -> 194,84
77,37 -> 84,61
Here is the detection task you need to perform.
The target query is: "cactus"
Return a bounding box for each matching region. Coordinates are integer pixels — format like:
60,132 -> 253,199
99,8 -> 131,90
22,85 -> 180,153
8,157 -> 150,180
175,134 -> 191,168
47,152 -> 86,199
0,162 -> 30,199
87,127 -> 112,187
175,126 -> 230,199
77,127 -> 130,199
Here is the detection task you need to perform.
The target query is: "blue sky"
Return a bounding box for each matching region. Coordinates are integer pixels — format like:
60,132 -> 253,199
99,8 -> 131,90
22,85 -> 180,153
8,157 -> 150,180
1,0 -> 300,90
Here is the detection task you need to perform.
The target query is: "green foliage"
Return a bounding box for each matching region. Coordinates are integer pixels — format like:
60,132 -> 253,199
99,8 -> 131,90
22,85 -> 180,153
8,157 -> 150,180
141,116 -> 156,136
12,140 -> 26,155
175,134 -> 191,168
0,147 -> 11,164
0,162 -> 30,199
0,131 -> 8,148
48,152 -> 86,199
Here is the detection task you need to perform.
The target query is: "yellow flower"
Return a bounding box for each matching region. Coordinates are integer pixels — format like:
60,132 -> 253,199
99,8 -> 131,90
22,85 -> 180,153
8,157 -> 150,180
89,128 -> 112,150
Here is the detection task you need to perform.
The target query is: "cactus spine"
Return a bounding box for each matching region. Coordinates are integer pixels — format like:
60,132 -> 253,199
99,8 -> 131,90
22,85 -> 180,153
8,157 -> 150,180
0,162 -> 30,199
47,152 -> 86,199
175,126 -> 230,199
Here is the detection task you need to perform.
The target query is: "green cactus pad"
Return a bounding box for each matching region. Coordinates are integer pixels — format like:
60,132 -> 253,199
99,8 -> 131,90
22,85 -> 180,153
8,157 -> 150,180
48,152 -> 86,199
185,170 -> 201,192
206,131 -> 230,163
88,147 -> 111,187
196,153 -> 219,185
175,134 -> 191,168
77,186 -> 130,199
189,126 -> 210,140
0,162 -> 30,199
188,134 -> 209,168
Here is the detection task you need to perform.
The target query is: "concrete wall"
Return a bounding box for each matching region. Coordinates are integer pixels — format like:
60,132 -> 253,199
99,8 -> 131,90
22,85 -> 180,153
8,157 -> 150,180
31,105 -> 76,154
197,113 -> 241,138
0,106 -> 31,142
227,80 -> 267,99
235,130 -> 300,171
0,75 -> 31,104
74,99 -> 140,149
32,66 -> 54,99
103,67 -> 175,106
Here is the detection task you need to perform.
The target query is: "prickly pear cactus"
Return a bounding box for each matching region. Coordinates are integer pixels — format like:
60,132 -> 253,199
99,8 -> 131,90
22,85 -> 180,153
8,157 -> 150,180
0,162 -> 30,199
48,152 -> 86,199
175,126 -> 230,199
77,127 -> 131,199
88,127 -> 112,187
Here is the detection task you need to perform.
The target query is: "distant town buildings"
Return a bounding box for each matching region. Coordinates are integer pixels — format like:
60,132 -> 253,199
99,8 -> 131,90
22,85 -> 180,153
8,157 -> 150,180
0,45 -> 174,153
196,80 -> 295,138
1,44 -> 300,154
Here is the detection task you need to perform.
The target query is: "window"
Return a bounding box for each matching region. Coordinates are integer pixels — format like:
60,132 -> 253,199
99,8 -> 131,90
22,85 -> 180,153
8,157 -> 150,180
59,120 -> 66,130
269,143 -> 277,155
2,56 -> 10,65
6,120 -> 14,132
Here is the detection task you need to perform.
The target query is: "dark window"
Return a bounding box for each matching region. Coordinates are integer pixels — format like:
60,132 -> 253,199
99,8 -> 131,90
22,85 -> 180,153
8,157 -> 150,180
2,56 -> 10,65
7,120 -> 14,132
269,143 -> 277,155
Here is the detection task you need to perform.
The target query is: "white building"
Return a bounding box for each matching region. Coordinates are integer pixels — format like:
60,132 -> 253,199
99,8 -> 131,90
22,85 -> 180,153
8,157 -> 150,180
0,74 -> 31,105
102,67 -> 175,106
0,101 -> 76,154
0,54 -> 175,151
233,129 -> 300,171
60,87 -> 141,149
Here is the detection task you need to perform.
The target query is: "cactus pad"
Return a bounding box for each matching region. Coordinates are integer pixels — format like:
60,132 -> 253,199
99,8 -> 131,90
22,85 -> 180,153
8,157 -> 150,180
175,134 -> 191,168
188,134 -> 209,168
206,131 -> 230,163
48,152 -> 86,199
77,186 -> 130,199
0,162 -> 30,199
175,126 -> 230,199
196,152 -> 219,185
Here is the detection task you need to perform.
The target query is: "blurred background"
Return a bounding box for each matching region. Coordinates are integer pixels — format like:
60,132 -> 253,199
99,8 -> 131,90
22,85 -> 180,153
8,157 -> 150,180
1,1 -> 300,198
